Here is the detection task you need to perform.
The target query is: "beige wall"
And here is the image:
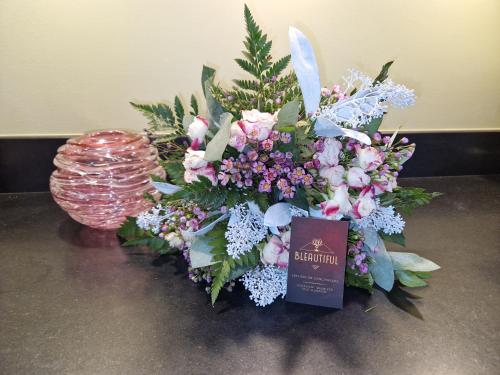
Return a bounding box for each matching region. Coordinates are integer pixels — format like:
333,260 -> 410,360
1,0 -> 499,137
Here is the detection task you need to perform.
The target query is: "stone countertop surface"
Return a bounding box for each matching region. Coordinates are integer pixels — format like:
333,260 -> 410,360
0,175 -> 499,375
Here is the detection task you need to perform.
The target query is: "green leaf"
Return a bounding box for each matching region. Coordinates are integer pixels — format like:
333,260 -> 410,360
211,260 -> 231,305
233,79 -> 260,91
373,61 -> 394,84
122,238 -> 150,247
189,236 -> 216,268
148,237 -> 169,252
368,237 -> 394,291
277,100 -> 300,126
379,187 -> 441,215
182,114 -> 195,133
345,266 -> 374,293
379,232 -> 406,247
204,113 -> 233,161
235,58 -> 260,78
201,65 -> 216,96
117,217 -> 144,241
190,95 -> 199,115
164,161 -> 185,186
395,270 -> 428,287
414,271 -> 432,279
266,55 -> 291,79
389,252 -> 440,272
130,102 -> 177,131
364,116 -> 383,136
174,96 -> 184,124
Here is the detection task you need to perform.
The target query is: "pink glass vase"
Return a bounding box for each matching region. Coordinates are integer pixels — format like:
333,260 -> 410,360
50,130 -> 165,230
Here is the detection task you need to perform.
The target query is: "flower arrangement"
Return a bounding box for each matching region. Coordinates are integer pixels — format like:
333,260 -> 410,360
119,5 -> 440,307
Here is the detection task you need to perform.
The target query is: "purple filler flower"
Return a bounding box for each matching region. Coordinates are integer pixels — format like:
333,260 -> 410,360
258,179 -> 272,193
359,263 -> 369,274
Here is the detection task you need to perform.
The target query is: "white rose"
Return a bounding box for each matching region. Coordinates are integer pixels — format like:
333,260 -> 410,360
187,116 -> 208,150
239,109 -> 277,141
182,148 -> 217,186
320,165 -> 345,187
183,149 -> 208,170
317,138 -> 343,167
165,232 -> 184,250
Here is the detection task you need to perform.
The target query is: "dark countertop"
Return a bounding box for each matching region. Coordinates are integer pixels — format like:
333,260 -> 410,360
1,175 -> 499,375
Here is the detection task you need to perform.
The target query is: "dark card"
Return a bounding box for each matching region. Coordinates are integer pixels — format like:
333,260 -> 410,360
286,217 -> 349,309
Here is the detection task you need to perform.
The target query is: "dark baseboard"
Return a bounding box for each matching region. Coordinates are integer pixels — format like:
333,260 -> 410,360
1,132 -> 499,193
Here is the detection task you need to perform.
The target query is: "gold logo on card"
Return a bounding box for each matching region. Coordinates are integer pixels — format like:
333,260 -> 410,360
294,238 -> 338,270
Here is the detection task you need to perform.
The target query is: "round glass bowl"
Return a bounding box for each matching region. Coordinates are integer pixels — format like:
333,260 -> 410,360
50,130 -> 165,230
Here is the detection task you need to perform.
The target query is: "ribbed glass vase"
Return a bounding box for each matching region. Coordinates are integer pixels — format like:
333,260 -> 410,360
50,130 -> 165,230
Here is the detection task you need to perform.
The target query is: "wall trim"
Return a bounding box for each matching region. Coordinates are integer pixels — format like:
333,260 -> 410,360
1,128 -> 499,139
1,132 -> 499,193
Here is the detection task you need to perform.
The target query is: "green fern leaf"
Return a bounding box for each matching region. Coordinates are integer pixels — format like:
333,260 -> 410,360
233,79 -> 260,91
235,58 -> 260,78
174,96 -> 184,125
190,95 -> 199,115
266,55 -> 291,78
130,102 -> 177,131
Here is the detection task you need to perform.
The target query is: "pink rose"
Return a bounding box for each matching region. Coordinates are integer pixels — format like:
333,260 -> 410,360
239,109 -> 277,141
352,186 -> 377,218
187,116 -> 208,150
319,165 -> 345,187
261,231 -> 290,269
182,148 -> 217,186
355,146 -> 384,171
228,121 -> 247,152
320,184 -> 352,218
347,167 -> 370,189
316,138 -> 343,168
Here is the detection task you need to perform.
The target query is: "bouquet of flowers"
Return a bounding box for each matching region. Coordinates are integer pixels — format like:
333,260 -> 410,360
119,6 -> 440,307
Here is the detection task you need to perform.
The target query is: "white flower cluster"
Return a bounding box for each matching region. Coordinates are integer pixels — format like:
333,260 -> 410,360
316,69 -> 415,128
136,204 -> 168,234
225,203 -> 267,258
241,266 -> 288,307
357,200 -> 405,235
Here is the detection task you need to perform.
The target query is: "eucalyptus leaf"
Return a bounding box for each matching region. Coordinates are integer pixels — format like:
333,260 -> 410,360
201,65 -> 223,130
204,113 -> 233,161
389,252 -> 440,272
201,65 -> 216,96
395,270 -> 428,287
315,117 -> 371,145
182,114 -> 195,133
368,236 -> 394,291
277,100 -> 300,126
151,181 -> 182,195
379,232 -> 406,247
289,27 -> 321,116
263,202 -> 292,227
190,236 -> 217,268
